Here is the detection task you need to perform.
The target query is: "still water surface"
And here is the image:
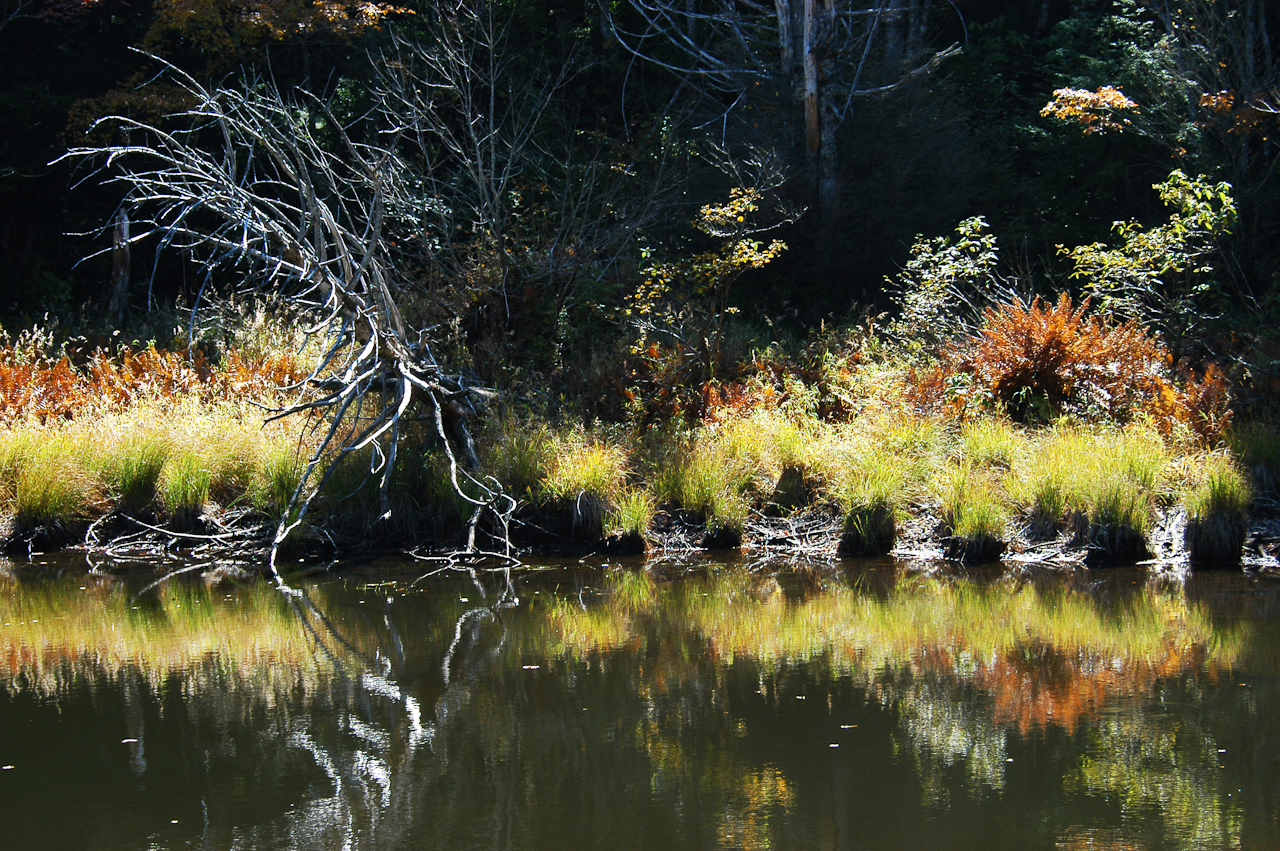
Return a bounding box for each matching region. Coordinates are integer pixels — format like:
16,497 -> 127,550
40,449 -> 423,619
2,556 -> 1279,850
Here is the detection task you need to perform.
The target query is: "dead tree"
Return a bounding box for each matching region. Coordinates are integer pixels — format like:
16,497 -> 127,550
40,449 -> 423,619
64,62 -> 518,577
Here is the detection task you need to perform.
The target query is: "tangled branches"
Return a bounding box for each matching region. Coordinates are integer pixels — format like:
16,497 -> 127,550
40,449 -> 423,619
63,61 -> 517,575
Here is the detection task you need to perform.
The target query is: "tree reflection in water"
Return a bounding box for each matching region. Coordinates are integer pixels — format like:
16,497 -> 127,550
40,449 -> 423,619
1,560 -> 1277,850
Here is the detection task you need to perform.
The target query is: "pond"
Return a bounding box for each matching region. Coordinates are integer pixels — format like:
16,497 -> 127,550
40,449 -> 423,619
2,555 -> 1279,850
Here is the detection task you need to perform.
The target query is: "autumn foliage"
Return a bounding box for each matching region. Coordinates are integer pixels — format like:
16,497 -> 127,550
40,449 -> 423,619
0,344 -> 305,424
952,294 -> 1230,443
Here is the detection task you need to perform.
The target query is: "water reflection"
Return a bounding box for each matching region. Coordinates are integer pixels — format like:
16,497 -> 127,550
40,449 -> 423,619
1,560 -> 1278,850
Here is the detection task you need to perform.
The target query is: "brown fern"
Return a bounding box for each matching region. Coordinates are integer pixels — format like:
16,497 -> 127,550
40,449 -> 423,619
957,294 -> 1229,442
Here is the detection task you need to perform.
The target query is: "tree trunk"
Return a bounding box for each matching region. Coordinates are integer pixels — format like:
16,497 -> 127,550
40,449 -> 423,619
804,0 -> 838,264
107,208 -> 130,329
775,0 -> 794,72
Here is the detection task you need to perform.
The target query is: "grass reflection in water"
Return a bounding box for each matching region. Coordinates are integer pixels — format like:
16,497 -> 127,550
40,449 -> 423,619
0,564 -> 1270,851
0,578 -> 365,704
540,566 -> 1257,848
545,569 -> 1247,735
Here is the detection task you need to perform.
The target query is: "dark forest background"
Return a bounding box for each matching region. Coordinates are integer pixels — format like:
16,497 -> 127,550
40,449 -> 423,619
2,0 -> 1277,389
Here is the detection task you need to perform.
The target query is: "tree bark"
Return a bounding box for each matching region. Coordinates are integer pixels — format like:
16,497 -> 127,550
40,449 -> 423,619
107,208 -> 130,329
804,0 -> 839,262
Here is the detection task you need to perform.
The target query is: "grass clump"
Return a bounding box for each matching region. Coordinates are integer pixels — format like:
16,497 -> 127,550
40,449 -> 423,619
1,430 -> 95,543
1229,421 -> 1280,497
101,432 -> 171,514
1009,425 -> 1166,563
661,448 -> 750,546
835,451 -> 906,556
250,446 -> 303,524
958,418 -> 1024,470
160,451 -> 212,530
542,436 -> 629,540
1184,454 -> 1251,567
484,417 -> 554,500
937,463 -> 1008,562
606,488 -> 655,553
654,436 -> 752,548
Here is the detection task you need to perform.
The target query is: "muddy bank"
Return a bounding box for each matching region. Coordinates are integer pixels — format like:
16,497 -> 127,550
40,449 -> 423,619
5,495 -> 1278,576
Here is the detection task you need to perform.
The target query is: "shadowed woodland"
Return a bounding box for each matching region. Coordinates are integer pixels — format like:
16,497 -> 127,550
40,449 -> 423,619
1,0 -> 1279,567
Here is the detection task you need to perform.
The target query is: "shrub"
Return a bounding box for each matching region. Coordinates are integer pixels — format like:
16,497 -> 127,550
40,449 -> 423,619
957,294 -> 1231,444
960,294 -> 1167,423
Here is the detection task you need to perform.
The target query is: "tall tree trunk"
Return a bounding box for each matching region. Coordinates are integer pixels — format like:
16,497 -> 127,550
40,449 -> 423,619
107,208 -> 130,329
775,0 -> 794,72
804,0 -> 838,265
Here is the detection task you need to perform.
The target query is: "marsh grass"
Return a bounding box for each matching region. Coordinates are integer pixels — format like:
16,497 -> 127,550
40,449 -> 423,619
2,431 -> 95,541
835,451 -> 906,555
161,451 -> 212,528
0,395 -> 312,543
1184,453 -> 1252,566
538,435 -> 629,540
937,463 -> 1007,562
607,488 -> 655,552
1007,426 -> 1167,561
1229,420 -> 1280,497
958,418 -> 1025,470
484,416 -> 554,499
655,443 -> 750,543
102,432 -> 171,513
251,446 -> 304,523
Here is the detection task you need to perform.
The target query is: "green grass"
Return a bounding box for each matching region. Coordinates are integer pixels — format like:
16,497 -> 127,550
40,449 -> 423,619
1007,425 -> 1166,561
835,451 -> 906,556
938,463 -> 1008,562
3,431 -> 95,536
1184,453 -> 1252,565
1229,420 -> 1280,496
958,418 -> 1025,470
541,438 -> 628,503
609,488 -> 655,538
102,432 -> 171,513
161,451 -> 212,527
250,446 -> 303,523
483,416 -> 554,499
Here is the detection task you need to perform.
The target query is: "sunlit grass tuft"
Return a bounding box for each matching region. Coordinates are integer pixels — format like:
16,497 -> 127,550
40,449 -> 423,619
2,430 -> 95,537
1184,453 -> 1251,565
101,432 -> 171,513
835,451 -> 905,556
609,488 -> 655,538
541,437 -> 628,503
161,450 -> 212,527
1007,425 -> 1167,560
937,463 -> 1007,562
958,418 -> 1025,469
